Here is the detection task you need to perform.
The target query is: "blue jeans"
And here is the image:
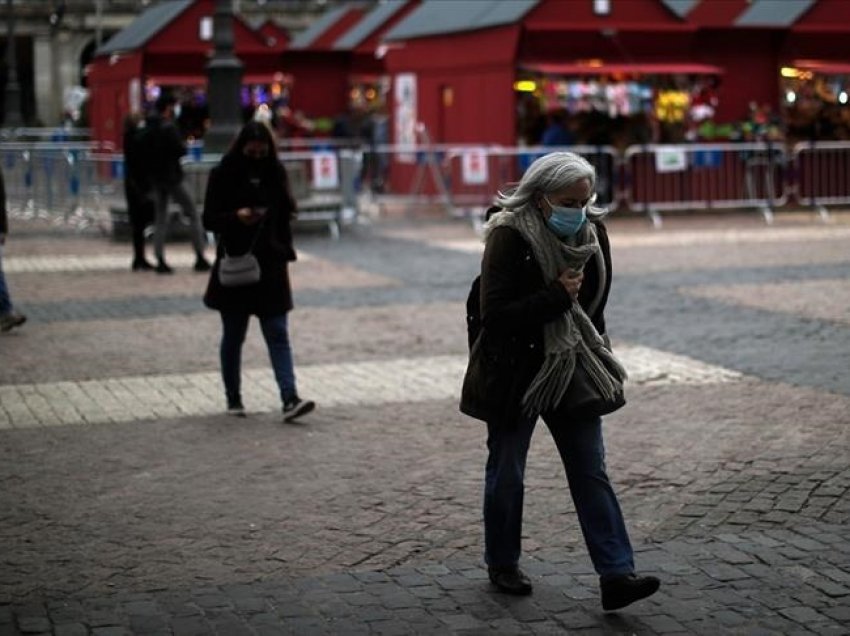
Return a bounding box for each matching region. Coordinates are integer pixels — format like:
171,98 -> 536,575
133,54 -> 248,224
484,414 -> 634,578
0,243 -> 12,314
219,311 -> 298,406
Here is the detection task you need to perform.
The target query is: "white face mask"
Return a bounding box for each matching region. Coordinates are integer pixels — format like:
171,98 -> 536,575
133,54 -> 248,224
173,104 -> 182,119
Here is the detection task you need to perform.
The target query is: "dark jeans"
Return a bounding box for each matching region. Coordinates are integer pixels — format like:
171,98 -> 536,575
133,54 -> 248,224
126,183 -> 154,263
219,311 -> 298,406
0,244 -> 11,313
484,414 -> 634,577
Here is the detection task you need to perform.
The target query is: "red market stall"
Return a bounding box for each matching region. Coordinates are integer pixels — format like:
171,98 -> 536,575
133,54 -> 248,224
278,0 -> 419,142
87,0 -> 289,149
334,0 -> 420,114
380,0 -> 846,148
279,4 -> 367,133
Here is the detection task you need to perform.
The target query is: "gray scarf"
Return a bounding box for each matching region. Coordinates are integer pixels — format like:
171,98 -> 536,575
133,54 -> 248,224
485,208 -> 628,418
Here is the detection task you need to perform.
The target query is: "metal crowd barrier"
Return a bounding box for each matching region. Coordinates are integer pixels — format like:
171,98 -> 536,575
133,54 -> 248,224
622,142 -> 789,227
442,144 -> 618,209
1,142 -> 115,232
3,138 -> 850,235
0,127 -> 94,142
792,141 -> 850,222
344,143 -> 619,222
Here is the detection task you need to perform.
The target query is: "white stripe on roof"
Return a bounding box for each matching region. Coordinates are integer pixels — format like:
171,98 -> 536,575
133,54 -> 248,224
384,0 -> 539,41
734,0 -> 815,27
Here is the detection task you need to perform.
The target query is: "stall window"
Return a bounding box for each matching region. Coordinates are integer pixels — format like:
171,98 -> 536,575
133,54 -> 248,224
593,0 -> 611,15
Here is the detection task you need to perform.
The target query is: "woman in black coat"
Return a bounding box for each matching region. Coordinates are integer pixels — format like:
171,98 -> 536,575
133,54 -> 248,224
460,152 -> 658,610
202,121 -> 314,422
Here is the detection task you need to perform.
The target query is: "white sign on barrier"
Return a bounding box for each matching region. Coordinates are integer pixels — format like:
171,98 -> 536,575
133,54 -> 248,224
312,151 -> 339,189
655,147 -> 687,173
462,149 -> 488,185
394,73 -> 417,164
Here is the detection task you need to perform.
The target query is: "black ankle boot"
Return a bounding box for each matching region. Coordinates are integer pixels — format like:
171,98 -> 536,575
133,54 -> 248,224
132,258 -> 154,271
155,260 -> 174,275
488,566 -> 533,596
600,573 -> 660,611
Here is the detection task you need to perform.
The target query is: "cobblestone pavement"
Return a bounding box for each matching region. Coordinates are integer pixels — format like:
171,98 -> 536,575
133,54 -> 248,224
1,210 -> 849,635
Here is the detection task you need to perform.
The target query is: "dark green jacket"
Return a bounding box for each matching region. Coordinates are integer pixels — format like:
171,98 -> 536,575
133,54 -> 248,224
459,219 -> 613,426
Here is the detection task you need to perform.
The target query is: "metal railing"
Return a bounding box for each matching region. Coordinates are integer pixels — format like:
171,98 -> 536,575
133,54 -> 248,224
1,142 -> 115,232
792,141 -> 850,222
0,127 -> 95,143
3,139 -> 849,235
622,142 -> 789,226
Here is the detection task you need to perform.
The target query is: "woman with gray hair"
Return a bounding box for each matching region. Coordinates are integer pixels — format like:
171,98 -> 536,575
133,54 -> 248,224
460,151 -> 659,611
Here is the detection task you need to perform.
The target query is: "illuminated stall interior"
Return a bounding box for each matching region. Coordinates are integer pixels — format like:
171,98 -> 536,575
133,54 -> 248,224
782,61 -> 850,142
514,63 -> 723,148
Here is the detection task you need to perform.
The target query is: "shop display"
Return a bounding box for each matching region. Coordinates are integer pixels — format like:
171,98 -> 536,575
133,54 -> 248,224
516,73 -> 723,147
782,66 -> 850,141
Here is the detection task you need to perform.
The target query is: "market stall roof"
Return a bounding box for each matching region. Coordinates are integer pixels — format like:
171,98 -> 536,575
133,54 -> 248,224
147,72 -> 287,86
660,0 -> 699,19
96,0 -> 192,55
289,5 -> 364,50
384,0 -> 539,41
520,62 -> 724,76
789,0 -> 850,32
734,0 -> 815,26
333,0 -> 411,50
95,0 -> 278,58
253,18 -> 290,51
661,0 -> 816,27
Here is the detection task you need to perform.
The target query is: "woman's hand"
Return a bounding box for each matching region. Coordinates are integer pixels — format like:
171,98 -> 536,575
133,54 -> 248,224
236,207 -> 262,225
558,268 -> 583,300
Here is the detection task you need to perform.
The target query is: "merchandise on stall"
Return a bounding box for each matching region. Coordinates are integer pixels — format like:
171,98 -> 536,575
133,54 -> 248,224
515,72 -> 723,147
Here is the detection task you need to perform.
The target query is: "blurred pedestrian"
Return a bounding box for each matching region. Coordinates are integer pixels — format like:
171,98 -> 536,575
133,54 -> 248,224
460,152 -> 659,611
541,108 -> 575,147
148,94 -> 211,274
202,121 -> 315,422
0,165 -> 26,332
122,113 -> 155,271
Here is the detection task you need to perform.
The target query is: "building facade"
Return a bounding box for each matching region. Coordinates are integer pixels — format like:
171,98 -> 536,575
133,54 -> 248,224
0,0 -> 359,127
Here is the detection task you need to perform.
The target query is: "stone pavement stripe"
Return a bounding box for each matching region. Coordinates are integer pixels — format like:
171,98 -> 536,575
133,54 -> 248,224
2,250 -> 314,273
0,345 -> 743,429
417,225 -> 850,254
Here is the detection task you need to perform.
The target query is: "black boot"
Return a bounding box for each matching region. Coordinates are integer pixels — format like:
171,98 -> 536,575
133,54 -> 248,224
488,566 -> 533,596
600,573 -> 660,611
155,260 -> 174,275
132,258 -> 154,271
193,255 -> 212,272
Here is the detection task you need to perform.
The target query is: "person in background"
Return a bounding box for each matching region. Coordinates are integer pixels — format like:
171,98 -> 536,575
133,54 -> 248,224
460,152 -> 659,611
541,108 -> 576,147
148,93 -> 211,274
0,166 -> 27,332
123,113 -> 155,271
202,121 -> 315,423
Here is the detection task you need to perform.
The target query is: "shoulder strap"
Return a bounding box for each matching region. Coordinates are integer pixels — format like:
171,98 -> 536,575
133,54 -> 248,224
223,216 -> 266,257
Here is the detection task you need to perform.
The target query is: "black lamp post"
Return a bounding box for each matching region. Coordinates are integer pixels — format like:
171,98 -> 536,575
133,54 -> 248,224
4,0 -> 24,127
204,0 -> 244,153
